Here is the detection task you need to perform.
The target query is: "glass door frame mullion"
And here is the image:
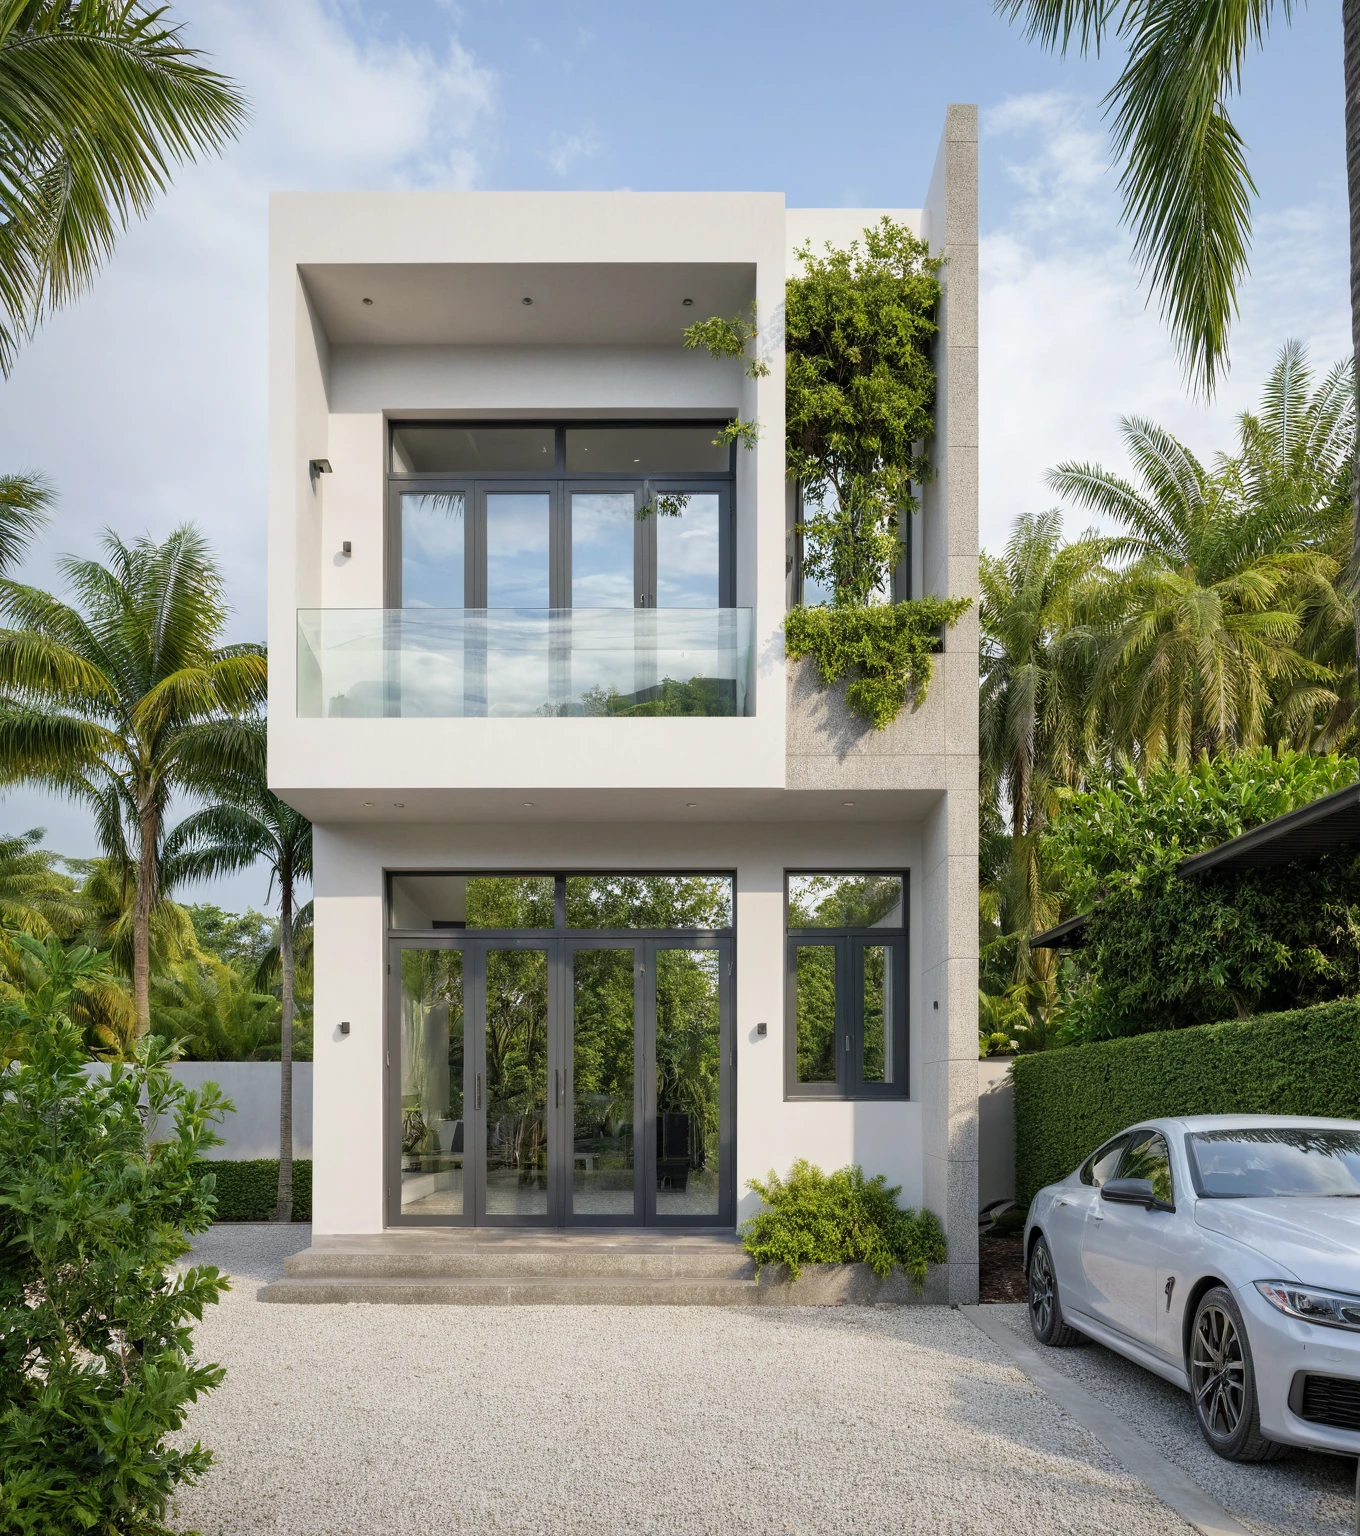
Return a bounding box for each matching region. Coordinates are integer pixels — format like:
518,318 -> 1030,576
562,937 -> 644,1228
642,934 -> 736,1230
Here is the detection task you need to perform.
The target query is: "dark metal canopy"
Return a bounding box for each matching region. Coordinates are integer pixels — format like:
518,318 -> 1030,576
1029,912 -> 1090,950
1175,781 -> 1360,877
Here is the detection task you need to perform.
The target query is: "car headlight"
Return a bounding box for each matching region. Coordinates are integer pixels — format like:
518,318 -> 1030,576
1255,1281 -> 1360,1332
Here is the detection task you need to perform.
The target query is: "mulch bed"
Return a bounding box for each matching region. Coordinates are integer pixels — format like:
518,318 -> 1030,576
978,1236 -> 1026,1303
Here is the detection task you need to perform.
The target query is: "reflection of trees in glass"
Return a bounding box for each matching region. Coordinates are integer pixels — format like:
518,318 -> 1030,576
795,946 -> 837,1082
399,949 -> 463,1159
1120,1135 -> 1172,1202
572,949 -> 634,1171
579,677 -> 737,717
789,874 -> 902,928
566,875 -> 732,930
655,950 -> 720,1173
466,877 -> 554,928
485,949 -> 548,1183
862,946 -> 887,1081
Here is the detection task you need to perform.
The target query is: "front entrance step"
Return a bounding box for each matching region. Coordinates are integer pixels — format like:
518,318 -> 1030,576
258,1232 -> 945,1305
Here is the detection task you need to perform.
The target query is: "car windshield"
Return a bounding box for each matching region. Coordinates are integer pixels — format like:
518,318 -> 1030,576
1188,1129 -> 1360,1198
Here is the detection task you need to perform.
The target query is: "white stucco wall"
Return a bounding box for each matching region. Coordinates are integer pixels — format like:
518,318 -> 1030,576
311,819 -> 926,1236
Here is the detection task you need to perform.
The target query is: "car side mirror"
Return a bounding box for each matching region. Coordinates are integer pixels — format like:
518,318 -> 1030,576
1102,1177 -> 1173,1211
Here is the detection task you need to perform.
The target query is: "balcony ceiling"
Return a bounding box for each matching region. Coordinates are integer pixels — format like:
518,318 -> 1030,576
300,262 -> 757,347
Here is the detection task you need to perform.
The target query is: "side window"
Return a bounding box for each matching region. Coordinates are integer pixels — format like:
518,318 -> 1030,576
1080,1137 -> 1128,1188
1119,1132 -> 1174,1204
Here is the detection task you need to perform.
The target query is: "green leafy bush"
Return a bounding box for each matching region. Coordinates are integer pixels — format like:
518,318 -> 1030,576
785,597 -> 971,728
740,1160 -> 946,1286
200,1159 -> 312,1221
0,971 -> 229,1535
1013,999 -> 1360,1204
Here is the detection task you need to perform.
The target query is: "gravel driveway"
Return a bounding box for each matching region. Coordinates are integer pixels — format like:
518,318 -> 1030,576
170,1225 -> 1353,1536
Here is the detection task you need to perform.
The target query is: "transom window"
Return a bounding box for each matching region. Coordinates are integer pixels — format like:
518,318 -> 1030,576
785,873 -> 908,1100
388,422 -> 735,611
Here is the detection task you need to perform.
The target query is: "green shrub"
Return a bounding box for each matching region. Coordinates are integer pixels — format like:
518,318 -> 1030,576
0,961 -> 229,1536
1014,999 -> 1360,1205
784,597 -> 971,728
198,1159 -> 312,1221
740,1160 -> 946,1286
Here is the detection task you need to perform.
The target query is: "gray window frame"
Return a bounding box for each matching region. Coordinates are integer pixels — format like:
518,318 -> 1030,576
782,870 -> 909,1102
387,421 -> 736,611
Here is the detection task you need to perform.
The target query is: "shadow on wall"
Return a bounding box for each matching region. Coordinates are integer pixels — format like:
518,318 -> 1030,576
978,1057 -> 1015,1210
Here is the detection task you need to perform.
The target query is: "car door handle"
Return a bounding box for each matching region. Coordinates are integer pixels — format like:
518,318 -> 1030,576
1057,1197 -> 1073,1208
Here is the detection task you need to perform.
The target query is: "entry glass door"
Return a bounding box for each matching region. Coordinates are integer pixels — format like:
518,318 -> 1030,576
389,931 -> 733,1228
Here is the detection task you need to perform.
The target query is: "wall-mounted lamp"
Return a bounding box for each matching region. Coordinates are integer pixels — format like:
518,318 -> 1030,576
310,458 -> 332,476
341,540 -> 352,557
756,1022 -> 768,1037
339,1021 -> 351,1036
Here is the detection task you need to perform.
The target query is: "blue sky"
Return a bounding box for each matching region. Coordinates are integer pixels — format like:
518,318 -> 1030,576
0,0 -> 1348,910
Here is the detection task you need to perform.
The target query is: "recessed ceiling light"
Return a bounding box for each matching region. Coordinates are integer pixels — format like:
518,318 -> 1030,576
686,802 -> 698,808
362,801 -> 374,807
393,802 -> 405,808
682,298 -> 694,306
843,801 -> 856,807
522,296 -> 533,305
362,297 -> 373,306
523,802 -> 535,808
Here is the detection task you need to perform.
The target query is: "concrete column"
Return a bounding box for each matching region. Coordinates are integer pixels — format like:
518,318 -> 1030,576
920,103 -> 980,1304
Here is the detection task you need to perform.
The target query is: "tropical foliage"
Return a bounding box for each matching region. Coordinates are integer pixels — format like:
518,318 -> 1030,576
0,945 -> 228,1535
0,0 -> 246,375
980,343 -> 1359,1053
0,526 -> 267,1034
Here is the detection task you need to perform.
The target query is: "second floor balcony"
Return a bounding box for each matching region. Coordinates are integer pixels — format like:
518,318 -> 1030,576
297,608 -> 754,720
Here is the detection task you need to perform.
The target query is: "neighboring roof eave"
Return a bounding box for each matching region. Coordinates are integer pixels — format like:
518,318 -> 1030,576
1029,912 -> 1089,950
1175,781 -> 1360,878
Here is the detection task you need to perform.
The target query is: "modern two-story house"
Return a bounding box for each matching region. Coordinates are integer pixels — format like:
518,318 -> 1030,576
266,104 -> 980,1303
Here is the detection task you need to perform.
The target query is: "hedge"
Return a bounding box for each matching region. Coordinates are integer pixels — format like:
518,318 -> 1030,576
1013,1000 -> 1360,1206
195,1159 -> 312,1222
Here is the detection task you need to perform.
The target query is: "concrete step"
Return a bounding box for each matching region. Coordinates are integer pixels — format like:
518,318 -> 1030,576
283,1240 -> 754,1282
259,1274 -> 764,1306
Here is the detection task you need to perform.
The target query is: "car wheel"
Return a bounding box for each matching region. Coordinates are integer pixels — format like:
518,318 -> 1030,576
1028,1234 -> 1086,1347
1189,1286 -> 1286,1462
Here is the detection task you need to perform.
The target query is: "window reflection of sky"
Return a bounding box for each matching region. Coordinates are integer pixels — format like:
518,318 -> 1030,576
572,493 -> 634,608
402,493 -> 465,609
1191,1132 -> 1360,1197
657,493 -> 720,607
487,493 -> 549,607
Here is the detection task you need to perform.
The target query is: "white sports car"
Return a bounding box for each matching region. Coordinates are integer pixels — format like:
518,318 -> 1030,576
1025,1115 -> 1360,1461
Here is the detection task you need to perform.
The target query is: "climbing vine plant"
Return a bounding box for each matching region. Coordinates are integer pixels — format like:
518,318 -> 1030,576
684,216 -> 966,727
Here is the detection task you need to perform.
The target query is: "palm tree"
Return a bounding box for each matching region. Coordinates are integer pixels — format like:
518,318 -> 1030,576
0,0 -> 245,375
0,525 -> 265,1034
1049,410 -> 1333,764
0,825 -> 79,937
165,767 -> 312,1222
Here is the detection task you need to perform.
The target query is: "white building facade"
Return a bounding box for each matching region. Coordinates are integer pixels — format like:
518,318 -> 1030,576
268,106 -> 980,1301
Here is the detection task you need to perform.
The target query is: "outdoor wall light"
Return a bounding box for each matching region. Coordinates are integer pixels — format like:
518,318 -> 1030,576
341,540 -> 352,557
682,298 -> 694,306
756,1022 -> 768,1037
309,458 -> 332,476
339,1021 -> 350,1036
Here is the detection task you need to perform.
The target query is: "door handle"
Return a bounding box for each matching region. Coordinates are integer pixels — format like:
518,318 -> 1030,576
476,1072 -> 482,1111
554,1069 -> 561,1109
1057,1198 -> 1072,1208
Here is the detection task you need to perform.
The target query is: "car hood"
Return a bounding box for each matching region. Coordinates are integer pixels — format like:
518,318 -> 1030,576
1195,1198 -> 1360,1290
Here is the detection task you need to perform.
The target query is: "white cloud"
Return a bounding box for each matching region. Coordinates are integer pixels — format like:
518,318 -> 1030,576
0,0 -> 497,901
978,92 -> 1350,556
545,128 -> 601,178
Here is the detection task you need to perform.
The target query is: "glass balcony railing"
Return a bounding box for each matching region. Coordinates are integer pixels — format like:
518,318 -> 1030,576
297,608 -> 754,719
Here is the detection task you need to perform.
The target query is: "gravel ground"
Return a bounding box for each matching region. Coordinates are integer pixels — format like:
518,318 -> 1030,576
989,1303 -> 1357,1536
171,1225 -> 1193,1536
